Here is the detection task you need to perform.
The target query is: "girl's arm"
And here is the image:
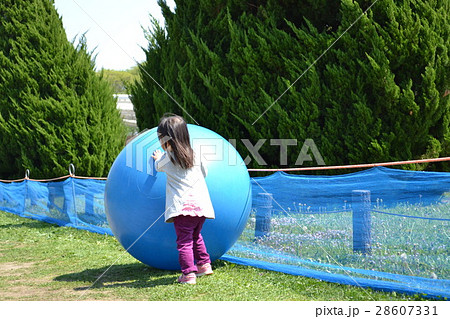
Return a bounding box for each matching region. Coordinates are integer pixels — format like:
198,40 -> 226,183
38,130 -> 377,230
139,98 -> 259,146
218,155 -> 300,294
152,149 -> 163,161
200,155 -> 208,178
152,150 -> 166,172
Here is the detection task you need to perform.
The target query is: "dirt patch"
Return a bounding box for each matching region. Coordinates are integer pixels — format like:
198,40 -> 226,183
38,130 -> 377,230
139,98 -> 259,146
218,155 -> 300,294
0,285 -> 39,300
0,284 -> 83,301
0,284 -> 123,301
0,262 -> 123,300
0,243 -> 27,250
0,262 -> 35,277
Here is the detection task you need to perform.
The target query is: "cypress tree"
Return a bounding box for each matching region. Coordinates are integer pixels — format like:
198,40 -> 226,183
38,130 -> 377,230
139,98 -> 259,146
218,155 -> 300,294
0,0 -> 126,179
318,0 -> 450,171
130,0 -> 449,171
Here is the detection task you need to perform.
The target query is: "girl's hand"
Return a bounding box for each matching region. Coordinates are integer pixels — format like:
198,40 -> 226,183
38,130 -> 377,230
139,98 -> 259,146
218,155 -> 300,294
152,149 -> 163,161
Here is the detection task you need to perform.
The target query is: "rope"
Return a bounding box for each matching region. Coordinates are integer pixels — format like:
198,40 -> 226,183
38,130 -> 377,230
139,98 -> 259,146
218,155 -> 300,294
72,176 -> 107,180
0,175 -> 107,183
0,177 -> 27,183
248,157 -> 450,172
0,157 -> 449,182
371,209 -> 450,221
0,174 -> 108,183
26,175 -> 72,182
0,164 -> 107,183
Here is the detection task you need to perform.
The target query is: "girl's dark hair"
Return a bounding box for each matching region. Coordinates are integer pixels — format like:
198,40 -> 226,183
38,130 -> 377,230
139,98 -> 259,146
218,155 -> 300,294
157,114 -> 194,169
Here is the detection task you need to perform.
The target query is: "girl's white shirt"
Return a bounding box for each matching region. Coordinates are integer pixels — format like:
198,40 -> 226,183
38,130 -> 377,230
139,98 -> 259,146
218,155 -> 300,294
154,151 -> 215,223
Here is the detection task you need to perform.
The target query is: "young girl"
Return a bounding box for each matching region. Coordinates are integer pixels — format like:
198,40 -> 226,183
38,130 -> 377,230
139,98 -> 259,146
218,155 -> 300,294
151,114 -> 215,284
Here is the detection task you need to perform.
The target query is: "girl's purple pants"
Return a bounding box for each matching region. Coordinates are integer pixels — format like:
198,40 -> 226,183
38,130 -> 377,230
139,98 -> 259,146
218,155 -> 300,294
173,215 -> 211,274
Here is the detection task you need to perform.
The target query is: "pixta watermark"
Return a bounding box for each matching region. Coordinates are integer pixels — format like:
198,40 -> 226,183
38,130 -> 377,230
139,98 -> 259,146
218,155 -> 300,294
229,138 -> 325,166
125,133 -> 325,175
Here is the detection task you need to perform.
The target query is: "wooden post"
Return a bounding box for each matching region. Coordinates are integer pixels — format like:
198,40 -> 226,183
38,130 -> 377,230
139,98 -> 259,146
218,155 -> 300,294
255,192 -> 273,239
352,190 -> 372,254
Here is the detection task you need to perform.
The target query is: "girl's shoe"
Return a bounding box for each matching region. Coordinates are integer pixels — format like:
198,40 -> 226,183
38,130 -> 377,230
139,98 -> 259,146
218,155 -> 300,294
178,272 -> 196,284
196,263 -> 213,277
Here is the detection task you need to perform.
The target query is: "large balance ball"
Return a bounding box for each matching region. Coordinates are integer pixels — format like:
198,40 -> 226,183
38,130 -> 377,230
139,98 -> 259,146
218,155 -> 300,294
105,124 -> 252,270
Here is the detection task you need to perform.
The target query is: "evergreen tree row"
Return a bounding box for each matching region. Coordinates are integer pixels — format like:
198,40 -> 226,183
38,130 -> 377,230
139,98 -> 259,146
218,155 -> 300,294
99,67 -> 140,94
130,0 -> 449,171
0,0 -> 126,179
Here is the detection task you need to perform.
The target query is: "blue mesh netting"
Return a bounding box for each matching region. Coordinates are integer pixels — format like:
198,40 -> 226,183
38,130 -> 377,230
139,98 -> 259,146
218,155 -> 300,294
1,167 -> 449,299
0,178 -> 112,235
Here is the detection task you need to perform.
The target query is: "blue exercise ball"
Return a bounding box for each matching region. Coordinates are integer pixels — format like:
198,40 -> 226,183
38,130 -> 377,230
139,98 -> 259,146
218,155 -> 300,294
105,124 -> 252,270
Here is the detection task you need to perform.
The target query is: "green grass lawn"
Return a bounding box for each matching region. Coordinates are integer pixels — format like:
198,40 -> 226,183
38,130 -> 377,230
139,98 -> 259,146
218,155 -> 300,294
0,210 -> 428,301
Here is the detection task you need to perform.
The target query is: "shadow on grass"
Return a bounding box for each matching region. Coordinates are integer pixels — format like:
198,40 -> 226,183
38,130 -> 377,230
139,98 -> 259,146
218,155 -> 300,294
54,263 -> 178,290
0,220 -> 55,230
54,260 -> 229,290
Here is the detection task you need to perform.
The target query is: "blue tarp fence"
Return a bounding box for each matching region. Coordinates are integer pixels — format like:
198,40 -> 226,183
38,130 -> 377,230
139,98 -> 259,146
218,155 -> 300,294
1,167 -> 449,299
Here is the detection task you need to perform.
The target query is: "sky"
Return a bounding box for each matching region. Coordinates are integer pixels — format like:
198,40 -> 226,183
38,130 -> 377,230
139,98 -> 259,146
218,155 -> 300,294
53,0 -> 176,70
